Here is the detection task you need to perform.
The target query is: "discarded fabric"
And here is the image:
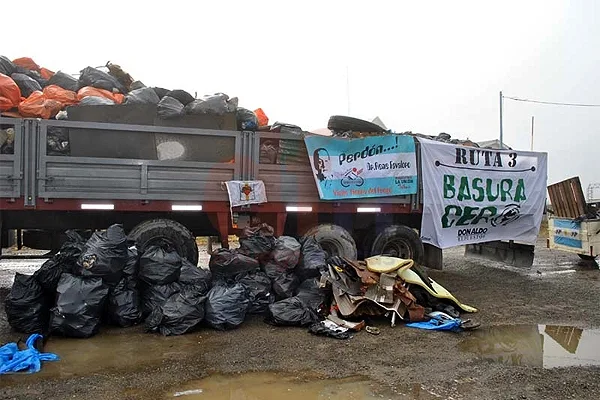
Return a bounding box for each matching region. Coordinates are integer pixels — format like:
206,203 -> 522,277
0,334 -> 59,374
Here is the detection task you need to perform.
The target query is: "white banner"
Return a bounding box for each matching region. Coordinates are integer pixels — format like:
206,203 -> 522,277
418,138 -> 548,249
225,181 -> 267,207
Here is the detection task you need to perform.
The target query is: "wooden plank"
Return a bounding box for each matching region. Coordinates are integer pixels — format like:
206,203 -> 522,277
571,177 -> 587,216
549,183 -> 569,218
560,181 -> 577,218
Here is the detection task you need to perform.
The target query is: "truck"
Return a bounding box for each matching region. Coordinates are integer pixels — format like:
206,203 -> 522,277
1,110 -> 446,268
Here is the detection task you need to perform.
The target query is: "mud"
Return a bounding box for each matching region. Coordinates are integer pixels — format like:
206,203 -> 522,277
1,239 -> 600,400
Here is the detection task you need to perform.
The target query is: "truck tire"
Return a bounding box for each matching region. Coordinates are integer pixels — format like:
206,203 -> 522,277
302,224 -> 357,260
327,115 -> 386,134
128,219 -> 198,265
370,225 -> 424,263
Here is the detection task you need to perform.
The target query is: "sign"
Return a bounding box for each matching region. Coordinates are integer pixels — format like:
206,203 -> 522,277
418,138 -> 547,248
225,180 -> 267,207
303,135 -> 418,200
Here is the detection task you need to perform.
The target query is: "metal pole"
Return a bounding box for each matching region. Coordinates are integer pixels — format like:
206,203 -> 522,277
499,91 -> 504,148
531,116 -> 534,151
346,65 -> 351,115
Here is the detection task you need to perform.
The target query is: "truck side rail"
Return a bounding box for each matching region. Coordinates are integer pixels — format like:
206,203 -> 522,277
0,117 -> 25,201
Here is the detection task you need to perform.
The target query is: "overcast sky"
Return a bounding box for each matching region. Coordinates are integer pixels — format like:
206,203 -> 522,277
3,1 -> 599,194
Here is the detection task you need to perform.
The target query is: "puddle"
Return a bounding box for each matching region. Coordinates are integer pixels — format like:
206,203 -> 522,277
165,372 -> 404,400
459,324 -> 600,368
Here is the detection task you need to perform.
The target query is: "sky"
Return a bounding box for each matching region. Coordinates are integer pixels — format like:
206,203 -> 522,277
2,0 -> 599,195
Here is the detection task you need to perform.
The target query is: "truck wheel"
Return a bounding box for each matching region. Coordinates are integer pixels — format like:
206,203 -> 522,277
371,225 -> 424,263
302,224 -> 357,260
128,219 -> 198,265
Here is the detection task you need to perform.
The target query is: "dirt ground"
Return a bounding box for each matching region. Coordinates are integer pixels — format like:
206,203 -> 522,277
1,239 -> 600,400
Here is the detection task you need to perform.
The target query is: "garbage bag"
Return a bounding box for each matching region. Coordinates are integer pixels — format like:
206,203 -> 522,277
238,224 -> 275,260
265,297 -> 319,327
5,273 -> 48,334
49,274 -> 109,338
209,248 -> 260,279
152,87 -> 169,99
78,96 -> 115,106
157,96 -> 185,119
141,282 -> 181,317
235,270 -> 273,314
0,73 -> 22,111
106,62 -> 134,91
18,91 -> 63,119
254,108 -> 269,127
40,68 -> 54,80
308,320 -> 351,340
107,277 -> 142,327
236,107 -> 258,130
43,85 -> 78,106
123,246 -> 139,276
79,66 -> 127,93
179,259 -> 212,295
0,334 -> 59,375
296,277 -> 328,310
34,230 -> 85,294
46,126 -> 70,155
124,87 -> 160,105
296,237 -> 328,281
146,286 -> 206,336
271,271 -> 299,300
0,56 -> 16,76
77,224 -> 128,286
184,93 -> 233,115
270,236 -> 301,270
130,80 -> 145,90
11,73 -> 41,98
204,281 -> 250,330
77,86 -> 124,104
166,89 -> 194,106
12,57 -> 41,73
48,71 -> 79,92
139,245 -> 182,285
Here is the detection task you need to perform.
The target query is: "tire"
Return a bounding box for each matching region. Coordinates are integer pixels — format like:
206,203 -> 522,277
302,224 -> 357,260
128,219 -> 198,265
578,254 -> 597,261
327,115 -> 386,134
370,225 -> 424,264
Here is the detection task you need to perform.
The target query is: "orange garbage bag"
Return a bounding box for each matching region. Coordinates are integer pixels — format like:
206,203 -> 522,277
254,108 -> 269,127
43,85 -> 78,106
18,91 -> 63,119
40,68 -> 55,80
0,73 -> 21,111
13,57 -> 41,72
77,86 -> 124,104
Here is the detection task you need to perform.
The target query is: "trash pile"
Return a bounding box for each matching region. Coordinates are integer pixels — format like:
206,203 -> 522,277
4,224 -> 478,340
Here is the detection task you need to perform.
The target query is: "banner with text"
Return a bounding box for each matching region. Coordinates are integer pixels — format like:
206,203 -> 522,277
418,138 -> 548,248
304,135 -> 417,200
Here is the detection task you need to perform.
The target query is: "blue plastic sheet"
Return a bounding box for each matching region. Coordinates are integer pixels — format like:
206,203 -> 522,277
405,317 -> 463,332
0,334 -> 59,374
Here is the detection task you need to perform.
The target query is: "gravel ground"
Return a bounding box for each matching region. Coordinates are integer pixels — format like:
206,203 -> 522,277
1,239 -> 600,400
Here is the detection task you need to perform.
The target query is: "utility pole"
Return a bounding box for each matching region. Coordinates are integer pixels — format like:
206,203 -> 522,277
346,65 -> 351,115
530,116 -> 534,151
499,91 -> 504,148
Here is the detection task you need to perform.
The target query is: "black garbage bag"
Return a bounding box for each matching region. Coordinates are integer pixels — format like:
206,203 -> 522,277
139,245 -> 182,285
184,93 -> 234,115
265,297 -> 319,327
296,237 -> 328,281
180,259 -> 212,295
5,273 -> 48,334
209,248 -> 259,279
48,71 -> 79,92
123,246 -> 139,276
0,56 -> 16,76
141,282 -> 181,317
236,107 -> 259,130
34,230 -> 85,295
130,80 -> 146,90
235,270 -> 273,314
270,236 -> 301,270
166,89 -> 195,106
79,66 -> 127,93
107,277 -> 142,327
152,87 -> 169,99
21,70 -> 48,89
49,274 -> 109,338
308,320 -> 351,340
204,281 -> 250,330
11,73 -> 42,97
296,277 -> 328,310
271,271 -> 300,300
46,126 -> 70,156
146,286 -> 206,336
238,224 -> 275,261
79,96 -> 115,106
124,87 -> 160,105
157,96 -> 185,119
77,224 -> 128,286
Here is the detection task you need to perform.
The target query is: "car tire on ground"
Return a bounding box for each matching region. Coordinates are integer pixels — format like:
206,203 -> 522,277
302,224 -> 357,260
370,225 -> 424,263
128,219 -> 198,265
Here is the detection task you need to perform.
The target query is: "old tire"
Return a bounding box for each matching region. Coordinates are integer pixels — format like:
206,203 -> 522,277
302,224 -> 357,260
128,219 -> 198,265
327,115 -> 386,133
371,225 -> 424,263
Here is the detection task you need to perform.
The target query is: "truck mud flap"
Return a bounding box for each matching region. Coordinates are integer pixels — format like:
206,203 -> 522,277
464,241 -> 535,268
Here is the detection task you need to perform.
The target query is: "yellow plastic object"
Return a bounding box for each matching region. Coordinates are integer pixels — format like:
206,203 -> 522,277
397,264 -> 478,313
365,256 -> 414,274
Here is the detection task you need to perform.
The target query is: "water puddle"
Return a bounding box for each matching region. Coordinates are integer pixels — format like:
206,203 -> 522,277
165,372 -> 406,400
459,324 -> 600,368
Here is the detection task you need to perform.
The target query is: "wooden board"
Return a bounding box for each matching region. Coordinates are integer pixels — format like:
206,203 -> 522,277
547,177 -> 587,218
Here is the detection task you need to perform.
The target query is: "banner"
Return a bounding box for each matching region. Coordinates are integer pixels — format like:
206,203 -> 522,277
418,138 -> 548,248
225,180 -> 267,207
304,135 -> 417,200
